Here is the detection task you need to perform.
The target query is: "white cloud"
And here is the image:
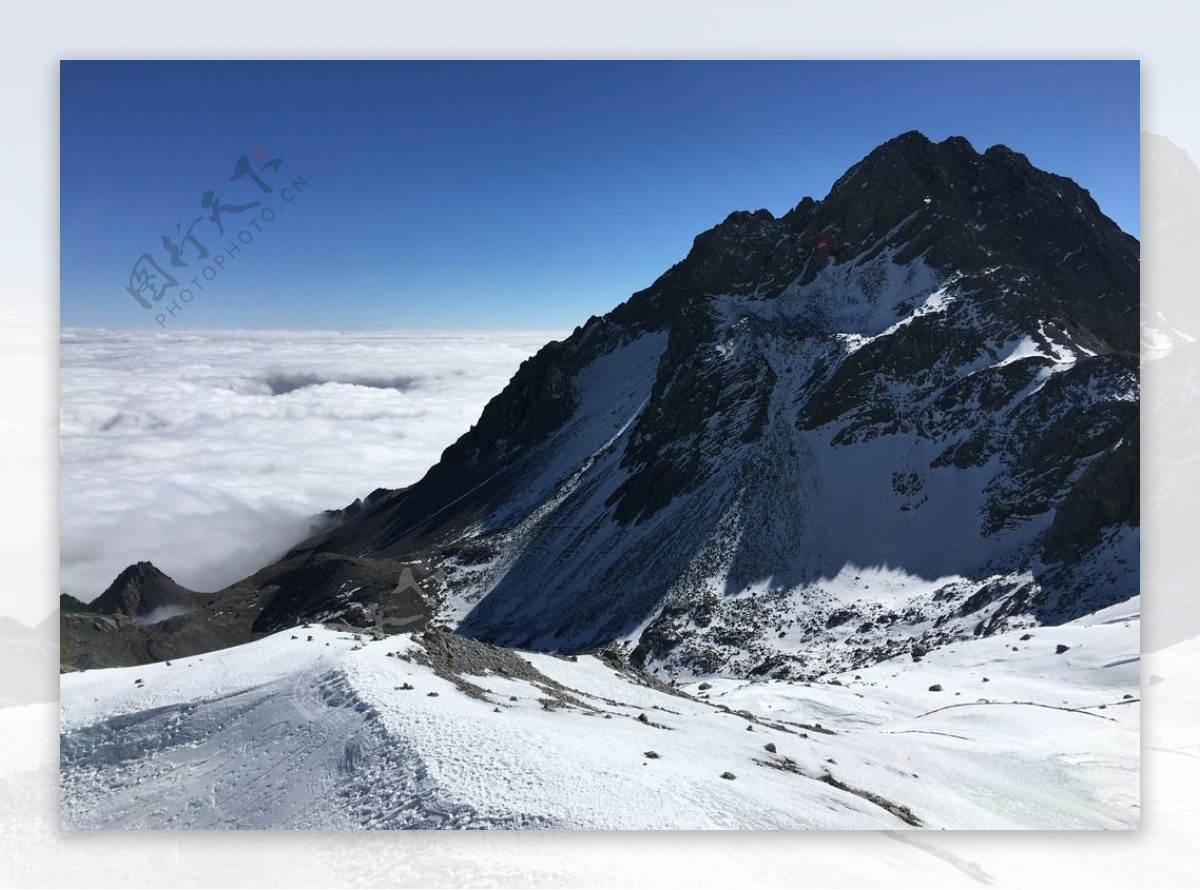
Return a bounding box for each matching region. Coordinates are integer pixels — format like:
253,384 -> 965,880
60,328 -> 558,602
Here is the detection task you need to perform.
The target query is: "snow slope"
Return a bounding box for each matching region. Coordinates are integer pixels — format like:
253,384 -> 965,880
60,598 -> 1139,830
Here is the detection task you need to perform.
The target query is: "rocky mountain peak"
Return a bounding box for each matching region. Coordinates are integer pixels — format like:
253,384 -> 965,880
610,131 -> 1136,358
67,132 -> 1141,680
88,561 -> 196,618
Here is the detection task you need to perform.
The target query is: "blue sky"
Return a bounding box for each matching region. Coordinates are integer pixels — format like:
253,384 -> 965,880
61,61 -> 1139,330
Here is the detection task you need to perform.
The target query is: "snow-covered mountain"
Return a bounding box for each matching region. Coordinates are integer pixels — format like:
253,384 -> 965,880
63,131 -> 1139,681
58,130 -> 1144,832
270,131 -> 1138,677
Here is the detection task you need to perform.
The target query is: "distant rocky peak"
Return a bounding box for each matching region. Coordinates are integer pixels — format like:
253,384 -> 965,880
89,561 -> 196,617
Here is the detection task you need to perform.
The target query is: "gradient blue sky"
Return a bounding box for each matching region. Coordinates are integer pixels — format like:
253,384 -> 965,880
61,61 -> 1139,330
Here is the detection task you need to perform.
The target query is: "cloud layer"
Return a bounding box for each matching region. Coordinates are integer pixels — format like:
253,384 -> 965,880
60,328 -> 557,602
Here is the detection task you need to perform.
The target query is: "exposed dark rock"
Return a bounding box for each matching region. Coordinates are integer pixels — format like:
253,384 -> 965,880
59,593 -> 89,613
253,554 -> 434,635
87,562 -> 199,618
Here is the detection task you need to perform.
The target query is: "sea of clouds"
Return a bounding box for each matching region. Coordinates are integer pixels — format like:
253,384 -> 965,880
60,328 -> 559,603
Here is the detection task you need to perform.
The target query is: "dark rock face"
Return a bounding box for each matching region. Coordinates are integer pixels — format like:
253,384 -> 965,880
87,562 -> 199,619
59,562 -> 216,670
69,131 -> 1139,676
252,554 -> 435,634
61,552 -> 441,671
59,593 -> 89,613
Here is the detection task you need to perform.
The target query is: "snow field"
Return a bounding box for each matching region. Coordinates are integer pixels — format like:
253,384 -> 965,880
61,599 -> 1138,830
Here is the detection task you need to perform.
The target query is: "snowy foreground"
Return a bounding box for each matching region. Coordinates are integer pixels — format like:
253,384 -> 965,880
60,600 -> 1139,830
